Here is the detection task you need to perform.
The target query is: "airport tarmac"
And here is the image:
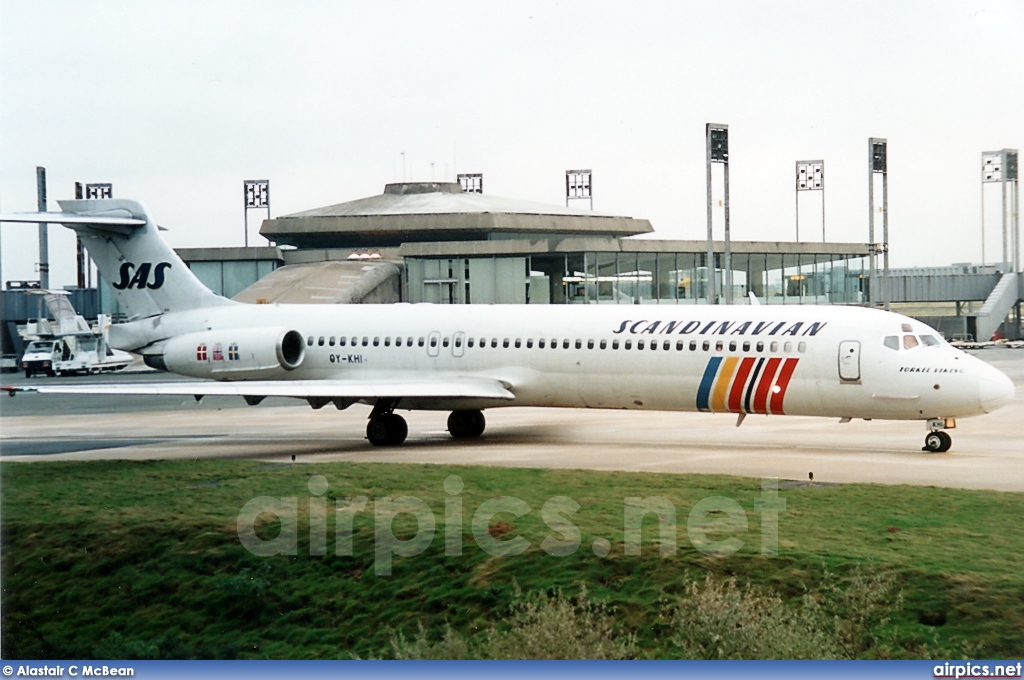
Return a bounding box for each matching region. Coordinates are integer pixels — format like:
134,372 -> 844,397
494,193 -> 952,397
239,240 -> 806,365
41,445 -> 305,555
1,349 -> 1022,491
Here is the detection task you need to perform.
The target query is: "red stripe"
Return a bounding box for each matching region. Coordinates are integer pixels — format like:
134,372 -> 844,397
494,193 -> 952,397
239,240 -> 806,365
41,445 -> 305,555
769,358 -> 800,415
728,357 -> 756,413
752,358 -> 782,415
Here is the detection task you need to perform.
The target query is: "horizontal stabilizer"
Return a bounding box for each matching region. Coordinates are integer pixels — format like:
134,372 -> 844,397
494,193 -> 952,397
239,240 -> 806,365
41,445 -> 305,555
0,210 -> 145,236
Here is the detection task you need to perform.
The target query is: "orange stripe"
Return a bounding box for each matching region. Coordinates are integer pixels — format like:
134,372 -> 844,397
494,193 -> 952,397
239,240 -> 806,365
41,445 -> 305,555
711,356 -> 739,413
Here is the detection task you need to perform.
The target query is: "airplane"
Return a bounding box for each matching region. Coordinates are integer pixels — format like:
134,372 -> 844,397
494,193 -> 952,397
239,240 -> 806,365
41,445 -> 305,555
0,198 -> 1015,453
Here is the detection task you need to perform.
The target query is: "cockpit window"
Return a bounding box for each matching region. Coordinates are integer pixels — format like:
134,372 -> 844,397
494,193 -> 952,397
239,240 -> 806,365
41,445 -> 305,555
920,335 -> 941,347
883,336 -> 899,351
903,335 -> 919,350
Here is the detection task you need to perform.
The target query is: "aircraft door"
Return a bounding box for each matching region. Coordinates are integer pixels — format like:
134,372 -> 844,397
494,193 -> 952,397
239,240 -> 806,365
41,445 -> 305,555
452,331 -> 466,358
838,340 -> 861,382
427,331 -> 441,357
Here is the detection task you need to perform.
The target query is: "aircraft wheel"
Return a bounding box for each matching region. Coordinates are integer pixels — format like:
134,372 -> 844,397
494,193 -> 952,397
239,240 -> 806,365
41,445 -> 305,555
448,409 -> 486,439
367,413 -> 408,446
923,431 -> 952,453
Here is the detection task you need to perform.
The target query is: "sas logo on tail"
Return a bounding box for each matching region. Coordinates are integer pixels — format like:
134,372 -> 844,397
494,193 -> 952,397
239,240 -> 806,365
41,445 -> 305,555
112,262 -> 172,290
697,356 -> 799,416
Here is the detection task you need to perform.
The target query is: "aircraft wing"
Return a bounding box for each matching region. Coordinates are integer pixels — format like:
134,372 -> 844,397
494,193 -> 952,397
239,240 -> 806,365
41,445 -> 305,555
1,377 -> 515,402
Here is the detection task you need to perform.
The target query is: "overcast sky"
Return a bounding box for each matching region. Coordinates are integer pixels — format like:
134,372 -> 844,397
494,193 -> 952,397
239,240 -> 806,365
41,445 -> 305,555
1,0 -> 1021,289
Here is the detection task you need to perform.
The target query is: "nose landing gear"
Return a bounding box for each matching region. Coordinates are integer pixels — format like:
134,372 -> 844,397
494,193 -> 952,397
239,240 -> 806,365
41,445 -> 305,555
922,418 -> 954,453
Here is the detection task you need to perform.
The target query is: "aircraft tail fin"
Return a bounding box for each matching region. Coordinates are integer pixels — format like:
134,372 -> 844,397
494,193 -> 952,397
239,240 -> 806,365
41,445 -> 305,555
1,199 -> 237,319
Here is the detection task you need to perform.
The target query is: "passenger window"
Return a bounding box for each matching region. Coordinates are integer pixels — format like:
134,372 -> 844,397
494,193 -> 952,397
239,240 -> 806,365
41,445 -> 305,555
318,337 -> 325,346
702,341 -> 710,351
770,341 -> 778,352
384,337 -> 391,347
612,339 -> 620,350
467,338 -> 474,348
742,341 -> 750,352
395,337 -> 402,347
676,340 -> 684,351
418,337 -> 425,347
329,337 -> 336,347
514,339 -> 521,348
442,337 -> 449,348
503,339 -> 510,348
638,340 -> 646,350
551,339 -> 558,349
662,340 -> 670,350
587,339 -> 595,349
374,337 -> 380,347
784,341 -> 792,353
575,339 -> 583,349
408,338 -> 414,346
715,341 -> 723,352
340,337 -> 347,347
729,341 -> 737,352
756,341 -> 764,352
307,336 -> 314,346
600,339 -> 607,349
921,335 -> 941,347
352,337 -> 358,347
903,335 -> 919,350
798,341 -> 807,353
539,339 -> 546,349
478,338 -> 485,347
454,337 -> 462,348
690,341 -> 697,351
625,340 -> 633,350
492,339 -> 499,348
429,337 -> 437,348
527,339 -> 534,349
563,340 -> 570,349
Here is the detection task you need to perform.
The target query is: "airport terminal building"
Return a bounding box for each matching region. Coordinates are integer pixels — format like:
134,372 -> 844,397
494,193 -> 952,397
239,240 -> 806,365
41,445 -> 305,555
244,181 -> 871,307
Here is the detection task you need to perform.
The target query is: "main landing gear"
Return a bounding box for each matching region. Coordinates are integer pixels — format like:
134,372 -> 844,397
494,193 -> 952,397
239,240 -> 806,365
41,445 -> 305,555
448,409 -> 486,439
366,398 -> 408,447
366,403 -> 488,446
922,418 -> 954,453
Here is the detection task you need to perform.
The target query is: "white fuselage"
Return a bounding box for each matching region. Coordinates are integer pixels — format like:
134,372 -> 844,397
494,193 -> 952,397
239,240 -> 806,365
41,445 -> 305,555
129,301 -> 1013,421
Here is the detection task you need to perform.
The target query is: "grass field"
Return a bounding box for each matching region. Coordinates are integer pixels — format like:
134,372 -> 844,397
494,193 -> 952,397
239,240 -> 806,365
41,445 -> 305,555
2,460 -> 1023,659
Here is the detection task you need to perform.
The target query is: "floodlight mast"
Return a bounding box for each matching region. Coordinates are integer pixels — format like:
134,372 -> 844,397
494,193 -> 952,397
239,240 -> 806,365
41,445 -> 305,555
244,179 -> 271,247
981,149 -> 1020,274
796,160 -> 825,242
565,170 -> 593,210
706,124 -> 731,304
868,138 -> 889,310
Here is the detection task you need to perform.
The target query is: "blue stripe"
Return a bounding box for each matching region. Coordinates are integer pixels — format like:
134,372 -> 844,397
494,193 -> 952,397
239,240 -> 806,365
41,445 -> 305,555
696,356 -> 722,412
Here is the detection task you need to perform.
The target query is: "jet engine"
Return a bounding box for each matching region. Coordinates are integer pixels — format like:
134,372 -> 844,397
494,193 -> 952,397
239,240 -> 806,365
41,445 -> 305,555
145,328 -> 305,379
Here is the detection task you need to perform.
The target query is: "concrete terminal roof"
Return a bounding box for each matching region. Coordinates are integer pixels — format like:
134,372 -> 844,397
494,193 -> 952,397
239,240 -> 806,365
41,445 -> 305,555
399,237 -> 870,258
260,182 -> 653,249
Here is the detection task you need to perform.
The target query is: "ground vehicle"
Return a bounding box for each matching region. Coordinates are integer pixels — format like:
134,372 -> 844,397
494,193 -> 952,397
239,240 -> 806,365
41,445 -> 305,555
21,339 -> 65,377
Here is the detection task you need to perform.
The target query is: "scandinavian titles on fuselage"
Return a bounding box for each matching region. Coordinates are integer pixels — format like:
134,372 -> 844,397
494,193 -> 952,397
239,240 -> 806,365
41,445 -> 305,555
611,319 -> 827,337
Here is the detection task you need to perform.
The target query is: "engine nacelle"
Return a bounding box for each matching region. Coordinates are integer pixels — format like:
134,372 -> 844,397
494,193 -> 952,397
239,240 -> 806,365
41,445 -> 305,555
147,328 -> 305,379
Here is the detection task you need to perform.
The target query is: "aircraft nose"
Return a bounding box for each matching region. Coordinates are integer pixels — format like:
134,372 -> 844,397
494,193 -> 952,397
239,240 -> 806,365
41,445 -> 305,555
979,366 -> 1015,413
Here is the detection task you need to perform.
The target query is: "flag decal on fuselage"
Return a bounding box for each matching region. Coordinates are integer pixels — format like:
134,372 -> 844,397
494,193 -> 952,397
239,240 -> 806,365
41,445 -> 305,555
697,356 -> 799,415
